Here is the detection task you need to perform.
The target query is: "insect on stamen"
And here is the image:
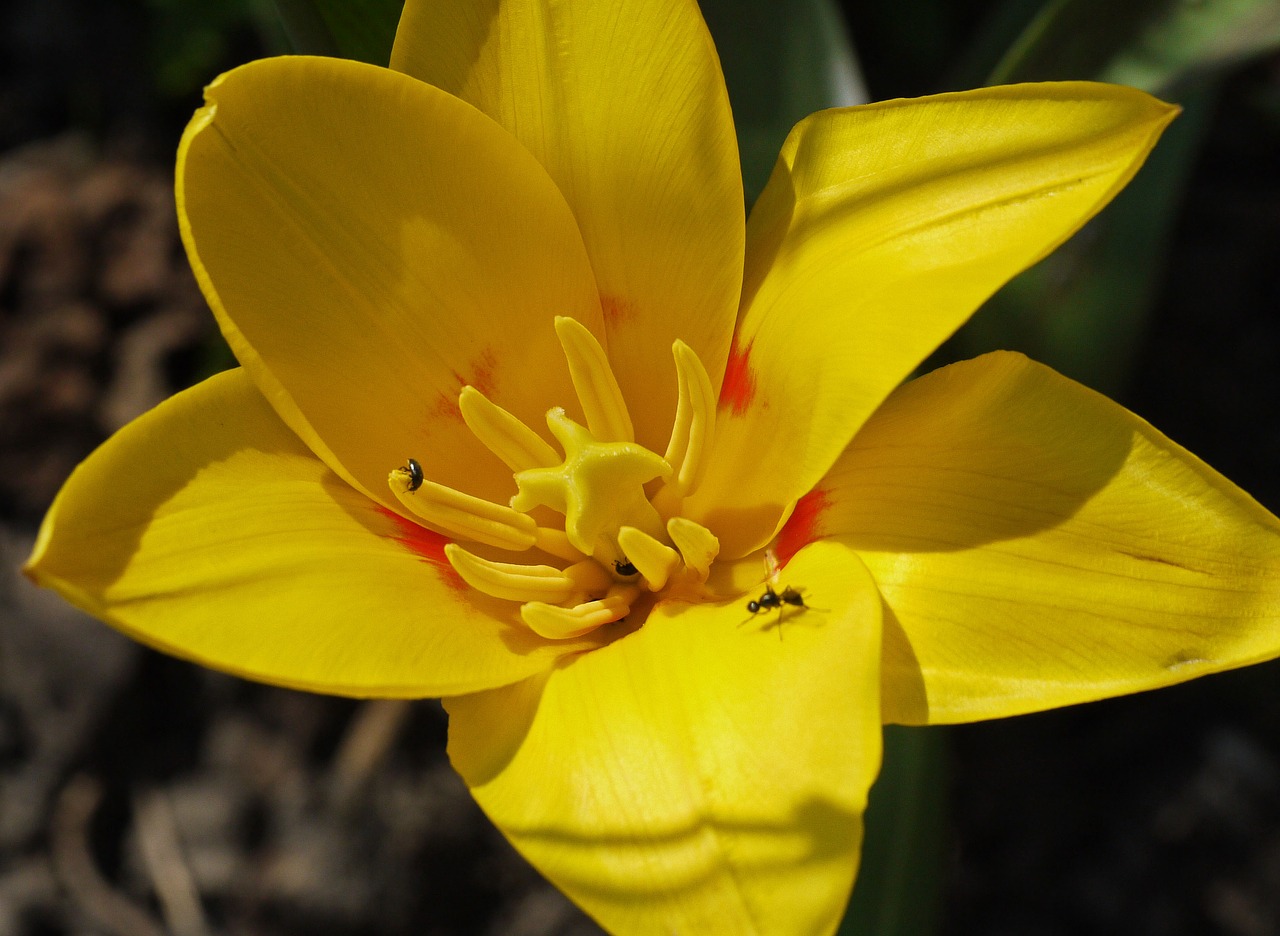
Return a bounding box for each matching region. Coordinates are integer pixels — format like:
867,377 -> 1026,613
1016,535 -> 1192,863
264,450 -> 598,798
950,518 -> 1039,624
404,458 -> 424,492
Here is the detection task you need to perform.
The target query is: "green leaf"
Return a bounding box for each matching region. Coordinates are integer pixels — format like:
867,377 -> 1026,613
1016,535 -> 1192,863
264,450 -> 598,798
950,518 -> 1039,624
700,0 -> 867,204
272,0 -> 403,65
986,0 -> 1280,95
144,0 -> 289,99
838,726 -> 949,936
945,0 -> 1280,393
1103,0 -> 1280,93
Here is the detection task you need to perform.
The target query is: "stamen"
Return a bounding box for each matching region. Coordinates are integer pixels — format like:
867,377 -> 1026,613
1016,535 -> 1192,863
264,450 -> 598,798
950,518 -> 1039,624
444,544 -> 613,604
661,340 -> 717,497
534,527 -> 588,563
444,545 -> 577,603
616,526 -> 680,591
666,517 -> 720,581
389,464 -> 536,551
521,585 -> 640,640
458,386 -> 560,472
554,316 -> 634,443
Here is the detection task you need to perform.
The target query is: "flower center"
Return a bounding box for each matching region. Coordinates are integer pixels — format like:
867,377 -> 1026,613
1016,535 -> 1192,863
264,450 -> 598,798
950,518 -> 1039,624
387,316 -> 720,640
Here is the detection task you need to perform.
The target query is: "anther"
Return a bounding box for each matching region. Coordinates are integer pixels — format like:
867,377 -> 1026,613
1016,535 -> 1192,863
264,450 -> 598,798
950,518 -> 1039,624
444,545 -> 612,604
445,545 -> 578,603
521,585 -> 640,640
661,340 -> 716,498
389,464 -> 536,551
616,526 -> 680,591
534,527 -> 588,563
666,516 -> 720,581
458,386 -> 560,472
554,316 -> 634,443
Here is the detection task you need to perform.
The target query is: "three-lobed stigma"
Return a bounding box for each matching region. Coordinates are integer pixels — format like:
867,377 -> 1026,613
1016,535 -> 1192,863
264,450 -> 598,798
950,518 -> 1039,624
389,316 -> 720,639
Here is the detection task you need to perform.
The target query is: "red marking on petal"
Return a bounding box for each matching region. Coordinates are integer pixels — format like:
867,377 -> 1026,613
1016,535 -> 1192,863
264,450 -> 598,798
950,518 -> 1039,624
773,488 -> 830,568
431,350 -> 501,423
719,337 -> 756,415
470,347 -> 498,397
600,294 -> 635,327
431,392 -> 463,422
377,507 -> 467,591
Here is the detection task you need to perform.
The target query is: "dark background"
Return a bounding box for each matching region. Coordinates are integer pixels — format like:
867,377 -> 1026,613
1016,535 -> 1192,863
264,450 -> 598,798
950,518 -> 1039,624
2,1 -> 1279,933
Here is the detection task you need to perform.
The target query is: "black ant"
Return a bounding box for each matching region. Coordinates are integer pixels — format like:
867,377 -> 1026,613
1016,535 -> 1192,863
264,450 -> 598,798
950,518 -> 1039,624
741,549 -> 812,636
614,559 -> 638,577
743,583 -> 812,638
746,584 -> 808,616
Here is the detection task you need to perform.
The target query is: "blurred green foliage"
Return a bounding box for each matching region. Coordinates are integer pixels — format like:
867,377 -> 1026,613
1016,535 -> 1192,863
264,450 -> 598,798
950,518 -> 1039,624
272,0 -> 404,64
838,726 -> 949,936
702,0 -> 867,203
984,0 -> 1280,93
143,0 -> 287,99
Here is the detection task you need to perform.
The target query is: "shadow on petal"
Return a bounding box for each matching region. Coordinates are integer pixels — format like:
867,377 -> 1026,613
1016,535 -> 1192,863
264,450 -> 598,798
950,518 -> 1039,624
500,793 -> 861,897
879,599 -> 929,724
28,370 -> 310,599
444,670 -> 551,787
824,353 -> 1134,554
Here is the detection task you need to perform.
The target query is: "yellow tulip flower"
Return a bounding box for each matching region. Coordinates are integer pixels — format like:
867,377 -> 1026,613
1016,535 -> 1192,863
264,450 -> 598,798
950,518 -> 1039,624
25,0 -> 1280,932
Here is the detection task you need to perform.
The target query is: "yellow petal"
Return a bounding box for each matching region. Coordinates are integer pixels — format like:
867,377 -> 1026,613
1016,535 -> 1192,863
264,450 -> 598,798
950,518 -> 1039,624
692,82 -> 1178,558
447,539 -> 883,935
391,0 -> 745,453
24,370 -> 599,697
796,352 -> 1280,724
177,55 -> 600,510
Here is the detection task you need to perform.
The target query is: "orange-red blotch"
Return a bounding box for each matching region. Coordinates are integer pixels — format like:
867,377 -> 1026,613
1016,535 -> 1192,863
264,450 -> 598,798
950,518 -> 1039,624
719,337 -> 756,415
774,488 -> 830,567
430,349 -> 501,424
468,347 -> 499,397
376,506 -> 467,591
430,391 -> 465,423
600,293 -> 635,326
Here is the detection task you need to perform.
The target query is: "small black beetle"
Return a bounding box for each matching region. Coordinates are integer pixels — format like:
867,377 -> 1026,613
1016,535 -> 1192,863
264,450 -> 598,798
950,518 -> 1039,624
404,458 -> 424,492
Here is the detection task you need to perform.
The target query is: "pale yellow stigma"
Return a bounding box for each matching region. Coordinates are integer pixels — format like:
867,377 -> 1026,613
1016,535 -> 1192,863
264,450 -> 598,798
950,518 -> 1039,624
512,408 -> 670,558
389,316 -> 721,638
